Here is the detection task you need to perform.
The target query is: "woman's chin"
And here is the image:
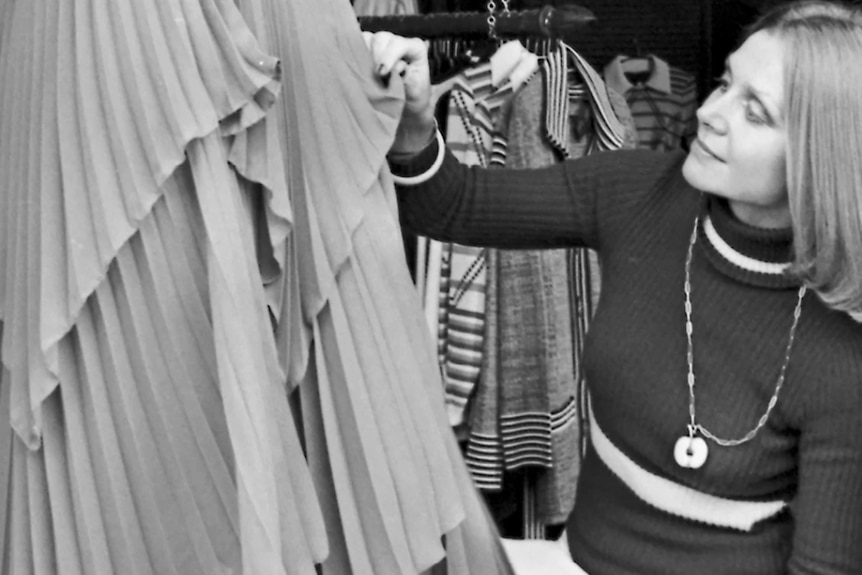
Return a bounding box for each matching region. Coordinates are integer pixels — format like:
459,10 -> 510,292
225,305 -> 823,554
681,153 -> 716,194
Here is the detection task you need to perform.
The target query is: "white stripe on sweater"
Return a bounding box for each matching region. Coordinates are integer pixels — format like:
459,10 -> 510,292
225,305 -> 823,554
703,216 -> 790,275
590,404 -> 786,532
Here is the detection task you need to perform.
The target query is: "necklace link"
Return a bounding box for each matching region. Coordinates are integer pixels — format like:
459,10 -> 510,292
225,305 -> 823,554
683,216 -> 806,449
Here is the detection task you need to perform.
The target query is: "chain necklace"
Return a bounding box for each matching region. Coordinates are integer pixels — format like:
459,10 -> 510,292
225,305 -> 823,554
674,216 -> 807,469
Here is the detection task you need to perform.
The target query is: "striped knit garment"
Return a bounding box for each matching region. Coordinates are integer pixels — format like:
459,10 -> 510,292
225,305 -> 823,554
464,45 -> 636,528
603,55 -> 697,152
428,48 -> 536,431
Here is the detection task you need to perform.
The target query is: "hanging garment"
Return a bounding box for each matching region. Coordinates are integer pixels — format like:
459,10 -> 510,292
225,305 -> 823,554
603,54 -> 697,151
0,0 -> 513,573
353,0 -> 419,16
0,2 -> 320,573
429,42 -> 538,431
464,44 -> 637,527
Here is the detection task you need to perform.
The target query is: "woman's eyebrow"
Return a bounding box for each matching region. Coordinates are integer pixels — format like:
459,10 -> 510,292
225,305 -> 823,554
725,56 -> 783,121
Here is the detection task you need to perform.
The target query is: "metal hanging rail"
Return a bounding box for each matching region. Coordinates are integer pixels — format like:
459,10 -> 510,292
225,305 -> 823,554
357,5 -> 596,39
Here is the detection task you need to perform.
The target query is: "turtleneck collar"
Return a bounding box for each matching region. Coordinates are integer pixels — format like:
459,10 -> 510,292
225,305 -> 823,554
698,195 -> 800,289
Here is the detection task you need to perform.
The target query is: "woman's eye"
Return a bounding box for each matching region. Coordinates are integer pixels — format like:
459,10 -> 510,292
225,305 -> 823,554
713,76 -> 730,92
744,101 -> 769,125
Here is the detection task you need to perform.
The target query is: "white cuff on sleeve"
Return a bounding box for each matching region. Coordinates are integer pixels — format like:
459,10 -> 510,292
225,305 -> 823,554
391,128 -> 446,186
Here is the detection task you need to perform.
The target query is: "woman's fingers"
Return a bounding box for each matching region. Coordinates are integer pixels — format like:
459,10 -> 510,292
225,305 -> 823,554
391,59 -> 408,78
369,31 -> 398,75
363,31 -> 427,77
362,31 -> 432,117
361,31 -> 375,51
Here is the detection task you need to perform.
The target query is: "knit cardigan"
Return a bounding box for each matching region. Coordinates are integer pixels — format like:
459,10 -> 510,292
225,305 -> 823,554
390,143 -> 862,574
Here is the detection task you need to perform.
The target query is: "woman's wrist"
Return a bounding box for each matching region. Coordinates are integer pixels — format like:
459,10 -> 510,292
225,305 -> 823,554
388,128 -> 445,186
390,109 -> 437,157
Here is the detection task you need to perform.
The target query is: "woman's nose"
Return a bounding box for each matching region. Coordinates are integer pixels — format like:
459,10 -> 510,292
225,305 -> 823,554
696,91 -> 729,135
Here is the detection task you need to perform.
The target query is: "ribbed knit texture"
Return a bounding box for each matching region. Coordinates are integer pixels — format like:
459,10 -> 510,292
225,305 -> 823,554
392,146 -> 862,574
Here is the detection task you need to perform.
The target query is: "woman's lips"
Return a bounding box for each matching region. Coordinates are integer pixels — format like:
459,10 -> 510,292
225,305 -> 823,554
694,138 -> 725,163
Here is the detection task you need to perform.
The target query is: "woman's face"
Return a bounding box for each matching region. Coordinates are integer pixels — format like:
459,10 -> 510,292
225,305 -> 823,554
682,30 -> 790,228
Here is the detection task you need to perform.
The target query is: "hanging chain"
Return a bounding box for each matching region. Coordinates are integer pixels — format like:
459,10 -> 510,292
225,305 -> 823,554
683,216 -> 806,447
486,0 -> 510,40
487,1 -> 498,40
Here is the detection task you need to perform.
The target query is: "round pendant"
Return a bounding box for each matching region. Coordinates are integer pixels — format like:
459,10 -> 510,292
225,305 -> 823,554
674,435 -> 708,469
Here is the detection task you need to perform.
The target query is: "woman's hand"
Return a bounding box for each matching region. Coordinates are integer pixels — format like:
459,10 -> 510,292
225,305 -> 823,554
363,31 -> 431,117
363,31 -> 436,154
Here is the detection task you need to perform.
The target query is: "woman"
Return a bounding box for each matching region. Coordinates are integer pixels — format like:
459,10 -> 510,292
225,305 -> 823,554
365,1 -> 862,573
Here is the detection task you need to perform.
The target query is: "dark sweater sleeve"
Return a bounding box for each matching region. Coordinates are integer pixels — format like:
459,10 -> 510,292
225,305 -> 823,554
390,136 -> 676,251
788,397 -> 862,574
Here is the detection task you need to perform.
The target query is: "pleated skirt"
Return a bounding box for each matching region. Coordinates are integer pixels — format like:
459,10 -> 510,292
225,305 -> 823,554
0,0 -> 513,573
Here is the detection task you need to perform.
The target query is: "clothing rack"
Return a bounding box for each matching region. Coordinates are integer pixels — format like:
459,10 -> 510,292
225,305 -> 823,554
357,5 -> 595,39
361,3 -> 599,544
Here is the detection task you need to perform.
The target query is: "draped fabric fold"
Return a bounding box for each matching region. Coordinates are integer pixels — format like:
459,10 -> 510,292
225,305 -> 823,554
0,0 -> 280,449
0,0 -> 513,573
230,0 -> 512,571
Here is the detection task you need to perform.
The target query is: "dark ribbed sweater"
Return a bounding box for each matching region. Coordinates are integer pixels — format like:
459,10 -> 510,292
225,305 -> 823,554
391,142 -> 862,574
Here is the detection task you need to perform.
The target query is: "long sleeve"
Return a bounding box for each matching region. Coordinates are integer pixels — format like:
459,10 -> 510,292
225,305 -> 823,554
392,142 -> 680,251
788,374 -> 862,573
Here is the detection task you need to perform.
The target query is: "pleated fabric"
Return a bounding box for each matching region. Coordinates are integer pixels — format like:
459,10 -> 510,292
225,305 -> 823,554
233,0 -> 513,572
0,0 -> 513,573
353,0 -> 419,17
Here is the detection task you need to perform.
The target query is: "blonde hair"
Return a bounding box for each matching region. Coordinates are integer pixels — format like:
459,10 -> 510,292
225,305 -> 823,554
749,1 -> 862,321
